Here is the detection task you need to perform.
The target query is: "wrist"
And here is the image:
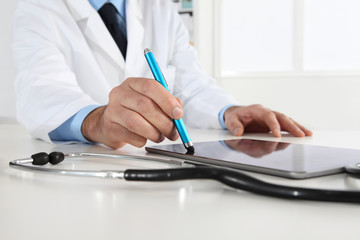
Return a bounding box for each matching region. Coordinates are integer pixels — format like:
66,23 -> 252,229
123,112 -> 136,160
81,106 -> 106,143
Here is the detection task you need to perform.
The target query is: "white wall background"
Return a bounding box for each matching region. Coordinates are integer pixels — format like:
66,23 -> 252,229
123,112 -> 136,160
0,0 -> 17,121
194,0 -> 360,131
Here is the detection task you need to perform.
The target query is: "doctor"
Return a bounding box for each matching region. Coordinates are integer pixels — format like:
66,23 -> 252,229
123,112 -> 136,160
13,0 -> 312,149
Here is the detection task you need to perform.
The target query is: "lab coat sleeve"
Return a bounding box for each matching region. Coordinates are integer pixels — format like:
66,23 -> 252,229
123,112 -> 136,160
12,2 -> 98,142
170,10 -> 239,129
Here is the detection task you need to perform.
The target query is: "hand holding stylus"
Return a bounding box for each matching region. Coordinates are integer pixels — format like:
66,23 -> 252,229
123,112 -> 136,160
81,77 -> 183,148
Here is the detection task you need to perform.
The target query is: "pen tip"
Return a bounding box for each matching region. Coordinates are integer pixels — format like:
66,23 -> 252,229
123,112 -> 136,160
186,146 -> 195,155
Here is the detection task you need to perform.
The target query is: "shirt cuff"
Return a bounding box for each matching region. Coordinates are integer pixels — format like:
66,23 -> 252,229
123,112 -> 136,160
218,104 -> 238,129
49,104 -> 101,143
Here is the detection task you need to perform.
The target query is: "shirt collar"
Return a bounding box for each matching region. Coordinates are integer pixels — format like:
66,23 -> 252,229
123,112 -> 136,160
88,0 -> 126,18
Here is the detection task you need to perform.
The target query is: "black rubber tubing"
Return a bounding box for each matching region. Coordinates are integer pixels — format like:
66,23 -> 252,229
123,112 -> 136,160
124,166 -> 360,203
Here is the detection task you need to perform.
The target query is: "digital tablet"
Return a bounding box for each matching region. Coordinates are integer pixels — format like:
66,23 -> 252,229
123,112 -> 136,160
145,139 -> 360,179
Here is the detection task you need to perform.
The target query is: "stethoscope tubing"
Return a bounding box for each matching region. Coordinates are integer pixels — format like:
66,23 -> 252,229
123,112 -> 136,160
9,152 -> 360,204
124,167 -> 360,203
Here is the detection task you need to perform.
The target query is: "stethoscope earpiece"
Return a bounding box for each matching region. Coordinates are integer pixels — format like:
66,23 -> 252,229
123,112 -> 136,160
48,152 -> 65,165
31,152 -> 65,166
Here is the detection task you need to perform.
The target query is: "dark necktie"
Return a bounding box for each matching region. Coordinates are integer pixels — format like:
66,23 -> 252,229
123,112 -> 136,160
98,3 -> 128,59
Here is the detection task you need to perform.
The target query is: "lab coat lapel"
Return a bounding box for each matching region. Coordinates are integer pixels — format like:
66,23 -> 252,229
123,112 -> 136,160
64,0 -> 125,71
124,0 -> 148,78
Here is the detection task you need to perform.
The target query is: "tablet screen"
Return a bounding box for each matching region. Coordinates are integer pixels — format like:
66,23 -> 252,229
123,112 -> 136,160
145,139 -> 360,179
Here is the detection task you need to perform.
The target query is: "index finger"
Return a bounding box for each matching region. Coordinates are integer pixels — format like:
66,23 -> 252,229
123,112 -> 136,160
127,77 -> 183,119
254,110 -> 282,137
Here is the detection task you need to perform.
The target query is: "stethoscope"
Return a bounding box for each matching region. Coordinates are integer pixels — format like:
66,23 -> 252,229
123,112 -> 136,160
9,151 -> 360,204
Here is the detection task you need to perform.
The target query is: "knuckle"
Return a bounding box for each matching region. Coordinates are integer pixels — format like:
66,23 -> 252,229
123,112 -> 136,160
252,104 -> 263,109
140,79 -> 157,95
278,113 -> 287,119
262,110 -> 275,118
264,109 -> 273,115
109,87 -> 118,100
136,97 -> 154,113
109,85 -> 125,100
124,77 -> 136,85
126,77 -> 135,82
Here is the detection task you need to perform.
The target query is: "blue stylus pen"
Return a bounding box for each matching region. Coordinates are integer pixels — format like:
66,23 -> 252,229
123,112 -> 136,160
144,48 -> 194,152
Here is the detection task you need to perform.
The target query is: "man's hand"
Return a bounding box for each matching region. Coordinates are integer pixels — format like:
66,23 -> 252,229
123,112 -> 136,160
224,105 -> 313,137
81,77 -> 183,148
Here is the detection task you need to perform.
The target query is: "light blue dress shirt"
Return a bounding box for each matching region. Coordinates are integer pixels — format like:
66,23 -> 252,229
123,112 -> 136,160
49,0 -> 232,142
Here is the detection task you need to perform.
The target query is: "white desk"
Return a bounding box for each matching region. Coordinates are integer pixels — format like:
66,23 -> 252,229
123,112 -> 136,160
0,124 -> 359,240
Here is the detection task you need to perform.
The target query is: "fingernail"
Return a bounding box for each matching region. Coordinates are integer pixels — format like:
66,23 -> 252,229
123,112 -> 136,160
172,106 -> 183,119
233,128 -> 241,136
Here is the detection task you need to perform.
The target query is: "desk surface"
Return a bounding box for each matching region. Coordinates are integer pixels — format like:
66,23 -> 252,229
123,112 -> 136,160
0,124 -> 360,240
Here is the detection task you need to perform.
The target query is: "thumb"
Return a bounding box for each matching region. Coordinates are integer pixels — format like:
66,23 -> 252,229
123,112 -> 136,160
226,115 -> 245,136
176,97 -> 183,107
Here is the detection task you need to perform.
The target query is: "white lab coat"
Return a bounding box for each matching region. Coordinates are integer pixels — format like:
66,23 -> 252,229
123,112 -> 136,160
13,0 -> 238,142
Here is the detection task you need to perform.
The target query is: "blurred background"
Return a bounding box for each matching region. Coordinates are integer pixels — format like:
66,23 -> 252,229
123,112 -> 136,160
1,0 -> 360,131
0,1 -> 17,123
